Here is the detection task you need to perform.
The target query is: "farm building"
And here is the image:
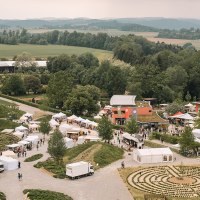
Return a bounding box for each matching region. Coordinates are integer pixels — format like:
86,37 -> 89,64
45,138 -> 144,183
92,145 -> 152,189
133,148 -> 173,164
0,61 -> 47,73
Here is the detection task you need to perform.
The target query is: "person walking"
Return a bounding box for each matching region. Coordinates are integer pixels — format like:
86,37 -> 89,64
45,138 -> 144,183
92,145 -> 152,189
121,161 -> 125,169
36,144 -> 39,151
18,173 -> 21,180
18,161 -> 21,169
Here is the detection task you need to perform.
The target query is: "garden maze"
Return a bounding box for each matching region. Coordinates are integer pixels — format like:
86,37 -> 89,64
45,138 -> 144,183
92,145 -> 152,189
127,166 -> 200,198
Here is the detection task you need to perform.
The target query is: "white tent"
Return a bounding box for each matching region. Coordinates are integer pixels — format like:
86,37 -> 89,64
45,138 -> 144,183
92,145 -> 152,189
178,113 -> 194,120
52,112 -> 66,121
192,129 -> 200,138
18,140 -> 30,146
77,136 -> 85,145
19,115 -> 28,123
59,124 -> 73,134
75,117 -> 84,122
185,103 -> 193,107
24,113 -> 33,118
85,135 -> 100,142
29,123 -> 39,132
64,137 -> 74,148
94,115 -> 102,120
6,144 -> 20,151
0,156 -> 18,170
67,115 -> 78,121
2,150 -> 16,158
133,148 -> 173,164
24,135 -> 39,145
15,125 -> 28,133
71,127 -> 81,132
49,119 -> 59,129
13,131 -> 25,139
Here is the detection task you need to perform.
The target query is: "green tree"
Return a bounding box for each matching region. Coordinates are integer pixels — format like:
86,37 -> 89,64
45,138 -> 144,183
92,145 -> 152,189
64,85 -> 100,116
179,127 -> 200,156
97,116 -> 113,142
77,52 -> 99,68
46,71 -> 74,108
125,116 -> 139,135
166,102 -> 185,115
48,130 -> 66,163
1,75 -> 25,96
39,120 -> 51,139
24,75 -> 42,94
185,91 -> 192,102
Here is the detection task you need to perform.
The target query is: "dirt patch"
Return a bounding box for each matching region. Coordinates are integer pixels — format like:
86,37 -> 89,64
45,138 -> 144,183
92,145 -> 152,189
40,167 -> 54,176
169,176 -> 196,185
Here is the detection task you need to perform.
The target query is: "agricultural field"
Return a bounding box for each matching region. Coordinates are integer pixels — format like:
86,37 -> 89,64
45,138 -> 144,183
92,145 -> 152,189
0,44 -> 113,61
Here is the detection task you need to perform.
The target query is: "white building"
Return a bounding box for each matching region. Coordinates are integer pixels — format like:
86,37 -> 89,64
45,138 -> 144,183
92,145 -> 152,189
133,148 -> 173,164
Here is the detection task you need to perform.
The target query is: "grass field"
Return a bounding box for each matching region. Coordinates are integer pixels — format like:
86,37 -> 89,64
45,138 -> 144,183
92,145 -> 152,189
0,44 -> 113,61
0,99 -> 16,106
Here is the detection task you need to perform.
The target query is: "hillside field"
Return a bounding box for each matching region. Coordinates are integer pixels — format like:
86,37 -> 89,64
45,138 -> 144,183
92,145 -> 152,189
0,44 -> 113,61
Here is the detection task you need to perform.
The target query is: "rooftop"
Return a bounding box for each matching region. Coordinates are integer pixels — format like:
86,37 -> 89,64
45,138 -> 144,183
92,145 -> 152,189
110,95 -> 136,106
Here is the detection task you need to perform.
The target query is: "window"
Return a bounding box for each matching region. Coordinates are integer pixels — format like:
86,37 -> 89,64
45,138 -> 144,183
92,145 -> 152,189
163,155 -> 167,161
169,155 -> 172,161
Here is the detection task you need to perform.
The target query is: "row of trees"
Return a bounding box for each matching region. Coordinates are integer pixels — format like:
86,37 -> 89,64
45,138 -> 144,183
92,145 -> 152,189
158,28 -> 200,40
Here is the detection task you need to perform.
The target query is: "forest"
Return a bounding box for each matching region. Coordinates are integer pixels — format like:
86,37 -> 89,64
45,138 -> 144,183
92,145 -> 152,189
0,28 -> 200,115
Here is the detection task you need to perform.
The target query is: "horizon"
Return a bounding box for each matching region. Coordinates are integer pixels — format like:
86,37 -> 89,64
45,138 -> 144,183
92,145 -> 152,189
1,0 -> 200,20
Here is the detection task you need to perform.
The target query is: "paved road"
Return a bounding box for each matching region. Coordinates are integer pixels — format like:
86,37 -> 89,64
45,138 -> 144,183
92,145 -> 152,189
0,136 -> 133,200
0,96 -> 53,119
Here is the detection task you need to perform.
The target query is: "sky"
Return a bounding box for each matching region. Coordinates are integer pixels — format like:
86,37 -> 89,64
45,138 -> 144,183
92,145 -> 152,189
0,0 -> 200,19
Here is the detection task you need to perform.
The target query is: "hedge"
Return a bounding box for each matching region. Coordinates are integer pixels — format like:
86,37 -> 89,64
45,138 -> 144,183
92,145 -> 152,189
150,132 -> 180,144
0,192 -> 6,200
24,154 -> 43,162
0,93 -> 61,114
23,189 -> 73,200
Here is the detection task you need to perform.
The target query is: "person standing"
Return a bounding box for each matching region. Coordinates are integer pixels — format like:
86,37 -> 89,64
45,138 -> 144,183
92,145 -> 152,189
18,173 -> 21,181
20,173 -> 23,180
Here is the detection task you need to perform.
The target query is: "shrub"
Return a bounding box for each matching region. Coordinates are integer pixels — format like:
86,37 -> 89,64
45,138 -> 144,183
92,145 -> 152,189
24,154 -> 43,162
0,192 -> 6,200
150,132 -> 179,144
23,189 -> 73,200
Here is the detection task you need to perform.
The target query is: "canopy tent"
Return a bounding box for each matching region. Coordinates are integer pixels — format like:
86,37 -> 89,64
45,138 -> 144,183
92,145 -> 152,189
29,123 -> 39,132
49,119 -> 59,129
85,135 -> 100,142
178,113 -> 194,120
185,103 -> 193,107
71,127 -> 81,132
77,136 -> 85,145
59,124 -> 73,134
19,115 -> 28,123
192,129 -> 200,138
13,131 -> 25,139
122,132 -> 144,148
67,115 -> 78,121
75,117 -> 84,122
1,150 -> 16,158
169,112 -> 184,118
6,144 -> 20,149
0,156 -> 18,170
15,125 -> 28,132
18,140 -> 30,146
24,113 -> 33,118
64,137 -> 74,149
94,115 -> 102,120
133,148 -> 173,164
173,144 -> 180,148
52,112 -> 66,120
24,135 -> 39,145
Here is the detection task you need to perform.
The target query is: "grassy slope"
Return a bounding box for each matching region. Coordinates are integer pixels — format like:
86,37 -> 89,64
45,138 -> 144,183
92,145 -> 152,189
0,44 -> 113,61
35,142 -> 124,178
0,132 -> 20,151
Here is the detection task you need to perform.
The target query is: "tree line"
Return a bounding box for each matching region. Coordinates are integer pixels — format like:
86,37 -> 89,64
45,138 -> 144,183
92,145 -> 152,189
158,28 -> 200,40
